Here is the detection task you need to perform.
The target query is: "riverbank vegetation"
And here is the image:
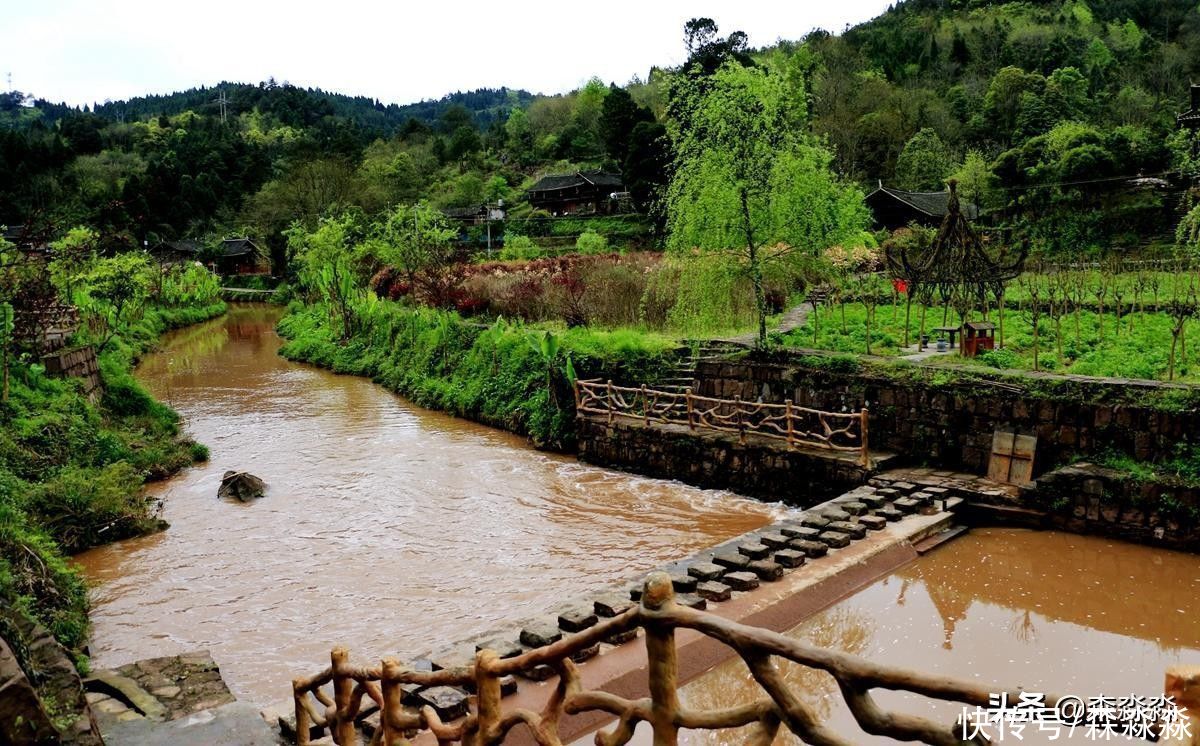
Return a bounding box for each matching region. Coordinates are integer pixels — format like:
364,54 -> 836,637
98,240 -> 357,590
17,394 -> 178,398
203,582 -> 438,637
278,302 -> 675,450
0,234 -> 224,652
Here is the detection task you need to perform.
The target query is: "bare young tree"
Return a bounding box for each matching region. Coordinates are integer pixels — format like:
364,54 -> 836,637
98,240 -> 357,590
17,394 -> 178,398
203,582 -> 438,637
1020,272 -> 1044,372
1167,272 -> 1197,382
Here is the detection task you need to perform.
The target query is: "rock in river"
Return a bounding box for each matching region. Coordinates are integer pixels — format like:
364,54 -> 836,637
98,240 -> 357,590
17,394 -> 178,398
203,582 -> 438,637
218,471 -> 266,502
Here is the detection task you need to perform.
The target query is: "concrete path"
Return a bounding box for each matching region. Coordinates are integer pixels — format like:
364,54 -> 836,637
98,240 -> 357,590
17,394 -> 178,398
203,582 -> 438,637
725,299 -> 815,347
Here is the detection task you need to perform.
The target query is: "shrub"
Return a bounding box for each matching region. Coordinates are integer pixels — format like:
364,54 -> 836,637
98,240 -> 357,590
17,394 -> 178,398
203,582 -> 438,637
976,348 -> 1022,370
575,230 -> 608,254
499,234 -> 540,261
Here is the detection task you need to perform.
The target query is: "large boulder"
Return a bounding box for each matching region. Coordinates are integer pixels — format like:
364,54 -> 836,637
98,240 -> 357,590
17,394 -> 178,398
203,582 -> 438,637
218,471 -> 266,502
0,609 -> 103,745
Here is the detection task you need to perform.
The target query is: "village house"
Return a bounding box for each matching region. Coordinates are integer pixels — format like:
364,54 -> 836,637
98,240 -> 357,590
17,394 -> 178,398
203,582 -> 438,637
149,239 -> 203,265
866,184 -> 980,231
213,237 -> 270,276
526,170 -> 625,216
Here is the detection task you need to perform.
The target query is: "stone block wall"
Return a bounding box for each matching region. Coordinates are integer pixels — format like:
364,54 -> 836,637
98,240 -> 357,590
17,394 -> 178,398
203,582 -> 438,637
1015,463 -> 1200,551
695,358 -> 1195,477
576,417 -> 876,505
41,345 -> 101,402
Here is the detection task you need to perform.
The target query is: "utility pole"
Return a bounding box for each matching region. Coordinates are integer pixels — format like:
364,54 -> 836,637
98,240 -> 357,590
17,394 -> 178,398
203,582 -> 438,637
213,90 -> 229,124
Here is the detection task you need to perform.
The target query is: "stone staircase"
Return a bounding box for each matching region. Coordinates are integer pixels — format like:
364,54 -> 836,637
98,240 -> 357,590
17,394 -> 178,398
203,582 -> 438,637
657,340 -> 746,394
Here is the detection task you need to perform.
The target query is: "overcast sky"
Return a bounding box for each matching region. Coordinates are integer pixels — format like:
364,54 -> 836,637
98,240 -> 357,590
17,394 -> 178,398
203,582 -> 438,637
2,0 -> 895,108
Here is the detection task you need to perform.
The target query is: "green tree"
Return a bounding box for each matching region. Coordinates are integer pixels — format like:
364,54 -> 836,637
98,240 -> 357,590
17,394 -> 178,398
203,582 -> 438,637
286,214 -> 364,341
598,85 -> 653,167
503,107 -> 534,164
895,128 -> 956,191
368,203 -> 457,305
665,62 -> 866,348
983,67 -> 1044,144
75,252 -> 154,353
950,150 -> 996,211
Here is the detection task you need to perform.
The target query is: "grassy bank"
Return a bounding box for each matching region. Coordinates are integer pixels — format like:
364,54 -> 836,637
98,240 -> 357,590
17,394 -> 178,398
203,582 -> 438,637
277,300 -> 677,450
0,301 -> 225,652
783,301 -> 1200,382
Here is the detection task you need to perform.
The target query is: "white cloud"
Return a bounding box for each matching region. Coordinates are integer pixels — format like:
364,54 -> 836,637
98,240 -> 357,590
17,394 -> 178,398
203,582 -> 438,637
1,0 -> 894,106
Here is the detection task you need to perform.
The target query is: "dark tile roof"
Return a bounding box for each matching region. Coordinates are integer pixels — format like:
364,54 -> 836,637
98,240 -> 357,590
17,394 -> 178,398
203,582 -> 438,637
220,238 -> 261,257
528,170 -> 624,193
153,240 -> 202,254
443,205 -> 486,219
867,187 -> 980,220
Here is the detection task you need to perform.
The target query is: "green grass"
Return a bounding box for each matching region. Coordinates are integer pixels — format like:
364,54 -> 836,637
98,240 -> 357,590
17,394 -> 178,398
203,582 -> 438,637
783,300 -> 1200,382
277,300 -> 677,450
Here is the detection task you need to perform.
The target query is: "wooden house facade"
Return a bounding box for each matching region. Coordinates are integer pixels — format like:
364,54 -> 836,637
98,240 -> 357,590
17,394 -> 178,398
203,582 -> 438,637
214,238 -> 270,276
526,171 -> 625,216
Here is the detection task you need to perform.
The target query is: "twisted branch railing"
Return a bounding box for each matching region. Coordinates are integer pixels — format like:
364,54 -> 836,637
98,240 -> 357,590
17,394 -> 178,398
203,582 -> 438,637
292,571 -> 1081,746
575,379 -> 870,468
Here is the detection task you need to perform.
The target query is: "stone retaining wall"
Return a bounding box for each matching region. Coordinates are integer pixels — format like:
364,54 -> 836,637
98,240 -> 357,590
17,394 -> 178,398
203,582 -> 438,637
576,416 -> 881,504
695,356 -> 1196,476
1012,463 -> 1200,551
41,344 -> 101,402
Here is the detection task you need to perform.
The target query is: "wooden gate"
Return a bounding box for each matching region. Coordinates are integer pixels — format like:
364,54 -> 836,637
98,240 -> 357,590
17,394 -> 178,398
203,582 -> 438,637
987,430 -> 1036,485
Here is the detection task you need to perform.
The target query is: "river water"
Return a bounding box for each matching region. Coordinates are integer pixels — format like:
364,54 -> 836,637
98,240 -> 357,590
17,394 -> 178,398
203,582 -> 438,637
673,527 -> 1200,744
75,305 -> 784,705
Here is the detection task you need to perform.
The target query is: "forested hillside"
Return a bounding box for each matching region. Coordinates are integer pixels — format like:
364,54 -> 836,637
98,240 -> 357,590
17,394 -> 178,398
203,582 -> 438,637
2,0 -> 1200,259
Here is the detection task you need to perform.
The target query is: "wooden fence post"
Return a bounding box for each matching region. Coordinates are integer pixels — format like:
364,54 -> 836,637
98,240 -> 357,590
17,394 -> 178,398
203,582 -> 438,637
475,649 -> 502,742
860,408 -> 870,469
686,391 -> 694,430
786,400 -> 794,449
573,379 -> 581,411
641,574 -> 680,746
735,395 -> 745,444
293,680 -> 311,746
606,380 -> 614,425
642,384 -> 649,425
331,647 -> 358,746
380,658 -> 404,746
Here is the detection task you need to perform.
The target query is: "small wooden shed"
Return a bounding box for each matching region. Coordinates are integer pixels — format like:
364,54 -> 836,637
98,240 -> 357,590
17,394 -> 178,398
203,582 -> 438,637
962,321 -> 996,357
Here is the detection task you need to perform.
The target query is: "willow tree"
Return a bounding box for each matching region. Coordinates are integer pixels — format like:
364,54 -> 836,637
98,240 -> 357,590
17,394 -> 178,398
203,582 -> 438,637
665,61 -> 867,348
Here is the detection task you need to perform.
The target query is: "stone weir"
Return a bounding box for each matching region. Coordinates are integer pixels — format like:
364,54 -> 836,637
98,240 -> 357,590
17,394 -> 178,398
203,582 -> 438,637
273,481 -> 964,746
577,414 -> 897,503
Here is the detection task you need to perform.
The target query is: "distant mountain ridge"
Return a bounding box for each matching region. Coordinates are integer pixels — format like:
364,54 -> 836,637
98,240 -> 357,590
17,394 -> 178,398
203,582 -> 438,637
5,81 -> 535,135
91,81 -> 535,133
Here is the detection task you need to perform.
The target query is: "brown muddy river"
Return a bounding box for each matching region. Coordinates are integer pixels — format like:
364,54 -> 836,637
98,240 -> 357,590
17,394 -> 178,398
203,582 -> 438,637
75,305 -> 783,706
671,527 -> 1200,744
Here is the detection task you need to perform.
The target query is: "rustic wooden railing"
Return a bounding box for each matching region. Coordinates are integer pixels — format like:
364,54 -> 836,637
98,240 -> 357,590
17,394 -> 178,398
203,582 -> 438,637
292,572 -> 1091,745
574,379 -> 871,468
